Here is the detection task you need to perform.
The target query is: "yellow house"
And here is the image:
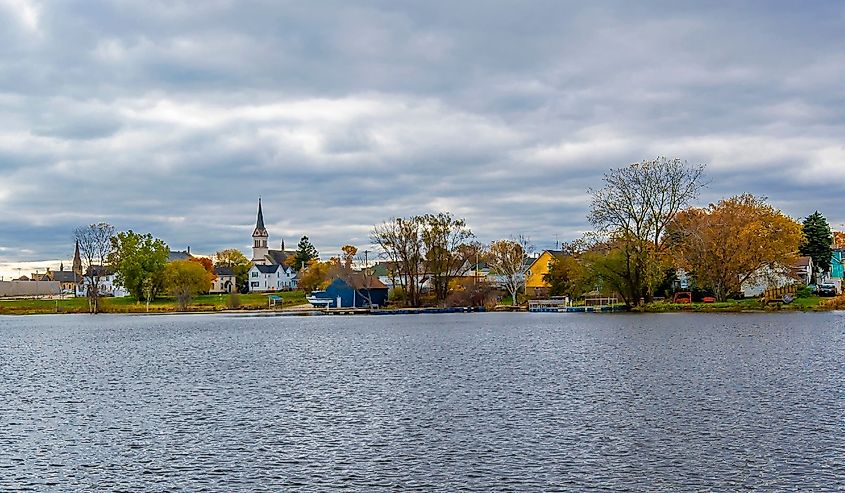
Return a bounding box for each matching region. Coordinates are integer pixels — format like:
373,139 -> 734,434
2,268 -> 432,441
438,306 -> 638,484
525,250 -> 566,298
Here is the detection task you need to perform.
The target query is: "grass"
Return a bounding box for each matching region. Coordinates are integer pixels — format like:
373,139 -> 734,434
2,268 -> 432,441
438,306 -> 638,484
640,295 -> 827,313
0,291 -> 307,315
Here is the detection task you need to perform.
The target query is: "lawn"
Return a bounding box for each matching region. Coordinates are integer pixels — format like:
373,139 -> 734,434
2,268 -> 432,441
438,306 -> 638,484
0,291 -> 307,315
641,295 -> 826,312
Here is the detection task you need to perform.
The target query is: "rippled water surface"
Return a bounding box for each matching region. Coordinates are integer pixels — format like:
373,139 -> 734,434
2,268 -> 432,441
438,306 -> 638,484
1,312 -> 844,491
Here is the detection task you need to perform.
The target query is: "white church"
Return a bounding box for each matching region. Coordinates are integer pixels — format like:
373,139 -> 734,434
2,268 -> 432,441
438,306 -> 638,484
247,199 -> 299,292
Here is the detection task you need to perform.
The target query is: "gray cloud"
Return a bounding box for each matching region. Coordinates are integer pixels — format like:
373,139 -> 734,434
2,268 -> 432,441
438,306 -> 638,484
0,0 -> 844,270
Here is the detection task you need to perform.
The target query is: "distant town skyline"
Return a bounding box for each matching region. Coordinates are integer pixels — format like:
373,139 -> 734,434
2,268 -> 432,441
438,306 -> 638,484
1,1 -> 844,277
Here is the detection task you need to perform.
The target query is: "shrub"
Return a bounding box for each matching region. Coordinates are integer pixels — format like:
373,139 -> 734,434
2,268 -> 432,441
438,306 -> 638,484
226,292 -> 241,309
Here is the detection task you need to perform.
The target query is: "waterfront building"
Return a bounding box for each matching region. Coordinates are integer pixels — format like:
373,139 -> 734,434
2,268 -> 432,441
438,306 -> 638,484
524,250 -> 567,298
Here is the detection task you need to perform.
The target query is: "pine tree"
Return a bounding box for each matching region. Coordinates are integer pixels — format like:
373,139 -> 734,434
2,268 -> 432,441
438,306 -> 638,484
294,236 -> 319,270
800,211 -> 833,282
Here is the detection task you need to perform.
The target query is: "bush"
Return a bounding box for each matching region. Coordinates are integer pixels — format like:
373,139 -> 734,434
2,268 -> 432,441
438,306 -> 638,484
795,285 -> 813,298
226,292 -> 241,309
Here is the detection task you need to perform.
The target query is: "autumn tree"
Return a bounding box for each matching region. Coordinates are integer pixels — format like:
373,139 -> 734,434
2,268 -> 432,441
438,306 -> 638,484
800,211 -> 833,283
298,259 -> 332,293
421,212 -> 475,304
293,236 -> 319,271
164,260 -> 214,311
214,249 -> 251,290
189,256 -> 217,287
107,230 -> 169,308
487,236 -> 532,305
588,157 -> 705,305
74,222 -> 115,314
668,194 -> 804,301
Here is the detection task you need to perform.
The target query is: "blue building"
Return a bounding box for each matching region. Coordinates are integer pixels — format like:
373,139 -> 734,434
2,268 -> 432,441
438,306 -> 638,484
831,250 -> 844,279
312,274 -> 389,308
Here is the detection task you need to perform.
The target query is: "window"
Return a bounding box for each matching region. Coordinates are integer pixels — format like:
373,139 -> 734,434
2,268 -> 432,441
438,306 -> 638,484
252,272 -> 258,278
251,281 -> 259,288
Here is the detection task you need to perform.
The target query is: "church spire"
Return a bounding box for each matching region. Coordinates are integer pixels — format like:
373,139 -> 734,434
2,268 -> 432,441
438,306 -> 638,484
253,198 -> 267,237
72,239 -> 82,276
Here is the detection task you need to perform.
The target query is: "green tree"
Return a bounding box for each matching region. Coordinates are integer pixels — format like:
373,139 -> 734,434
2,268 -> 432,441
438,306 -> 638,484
164,260 -> 214,311
214,249 -> 251,290
293,236 -> 319,271
108,231 -> 169,305
800,211 -> 833,283
543,255 -> 587,299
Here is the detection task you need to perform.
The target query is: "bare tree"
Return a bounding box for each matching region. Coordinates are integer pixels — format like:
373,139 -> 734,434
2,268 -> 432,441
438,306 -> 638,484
372,217 -> 425,307
74,223 -> 115,314
587,157 -> 705,304
487,236 -> 533,306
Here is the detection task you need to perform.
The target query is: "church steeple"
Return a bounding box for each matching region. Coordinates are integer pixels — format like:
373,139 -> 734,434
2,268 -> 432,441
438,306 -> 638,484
72,239 -> 82,276
252,198 -> 270,263
253,198 -> 267,236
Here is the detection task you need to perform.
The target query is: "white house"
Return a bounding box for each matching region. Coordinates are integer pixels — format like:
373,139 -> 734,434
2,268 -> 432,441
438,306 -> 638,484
78,266 -> 129,297
248,264 -> 298,292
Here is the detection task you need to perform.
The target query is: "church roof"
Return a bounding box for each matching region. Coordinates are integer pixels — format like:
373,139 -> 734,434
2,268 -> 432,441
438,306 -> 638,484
253,198 -> 268,237
267,249 -> 294,266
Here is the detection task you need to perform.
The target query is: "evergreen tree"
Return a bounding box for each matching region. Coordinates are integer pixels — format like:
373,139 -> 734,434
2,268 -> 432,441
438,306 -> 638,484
800,211 -> 833,282
293,236 -> 319,270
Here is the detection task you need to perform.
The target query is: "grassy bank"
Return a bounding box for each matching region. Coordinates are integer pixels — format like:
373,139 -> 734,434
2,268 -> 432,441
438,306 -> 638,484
0,291 -> 307,315
638,295 -> 828,313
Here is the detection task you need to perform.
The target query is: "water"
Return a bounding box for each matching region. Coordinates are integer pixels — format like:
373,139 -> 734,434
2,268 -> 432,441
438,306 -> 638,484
1,312 -> 843,491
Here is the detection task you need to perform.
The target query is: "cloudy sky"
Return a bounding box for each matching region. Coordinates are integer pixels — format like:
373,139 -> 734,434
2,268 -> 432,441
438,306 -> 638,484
1,0 -> 844,275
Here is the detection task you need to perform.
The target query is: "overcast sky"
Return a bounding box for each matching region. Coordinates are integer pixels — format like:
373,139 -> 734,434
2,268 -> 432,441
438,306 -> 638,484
1,0 -> 844,275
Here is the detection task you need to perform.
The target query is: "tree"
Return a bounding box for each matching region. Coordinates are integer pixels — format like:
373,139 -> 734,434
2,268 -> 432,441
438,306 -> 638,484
487,237 -> 531,306
214,249 -> 251,290
588,157 -> 705,305
74,223 -> 115,314
107,231 -> 169,308
164,260 -> 214,311
298,259 -> 332,293
189,256 -> 217,288
293,236 -> 319,271
421,212 -> 475,304
543,255 -> 587,299
800,211 -> 833,283
372,217 -> 426,307
668,194 -> 804,301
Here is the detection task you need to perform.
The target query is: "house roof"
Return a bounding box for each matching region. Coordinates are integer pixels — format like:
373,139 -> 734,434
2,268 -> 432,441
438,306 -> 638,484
51,271 -> 80,283
794,256 -> 812,269
86,265 -> 114,276
168,250 -> 193,262
254,264 -> 279,274
343,273 -> 388,290
214,266 -> 235,276
266,249 -> 294,266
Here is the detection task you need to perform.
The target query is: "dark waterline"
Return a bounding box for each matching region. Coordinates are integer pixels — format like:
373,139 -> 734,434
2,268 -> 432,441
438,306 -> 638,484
1,312 -> 843,491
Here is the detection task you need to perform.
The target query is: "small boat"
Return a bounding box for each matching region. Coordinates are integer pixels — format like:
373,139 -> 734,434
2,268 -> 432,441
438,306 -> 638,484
306,291 -> 334,308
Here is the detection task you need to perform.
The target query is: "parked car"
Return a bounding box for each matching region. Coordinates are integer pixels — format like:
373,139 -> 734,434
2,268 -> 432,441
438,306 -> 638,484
817,283 -> 838,296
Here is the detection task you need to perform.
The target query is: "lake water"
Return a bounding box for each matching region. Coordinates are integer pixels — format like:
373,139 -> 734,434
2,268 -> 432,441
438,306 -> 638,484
1,312 -> 843,491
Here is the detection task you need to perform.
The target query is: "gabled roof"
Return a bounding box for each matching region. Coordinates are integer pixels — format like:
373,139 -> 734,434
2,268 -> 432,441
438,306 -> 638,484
341,273 -> 388,290
254,264 -> 279,274
267,249 -> 293,266
214,266 -> 235,276
168,250 -> 193,262
51,271 -> 80,283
